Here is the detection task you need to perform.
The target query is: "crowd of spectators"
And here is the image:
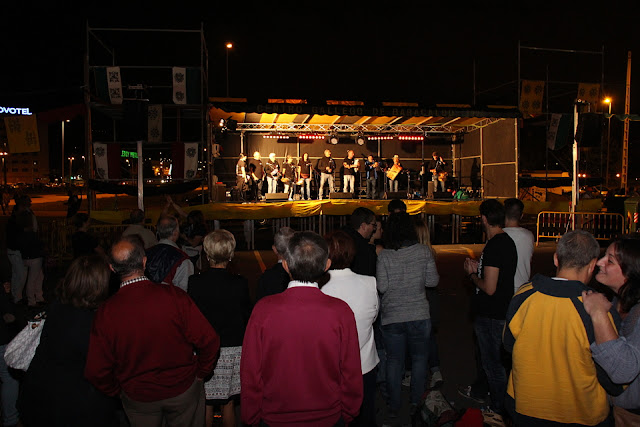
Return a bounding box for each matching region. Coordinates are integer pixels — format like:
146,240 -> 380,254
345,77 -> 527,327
1,196 -> 640,427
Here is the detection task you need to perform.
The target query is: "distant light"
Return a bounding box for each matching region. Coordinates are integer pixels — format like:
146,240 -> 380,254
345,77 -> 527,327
604,98 -> 612,104
616,173 -> 621,178
226,43 -> 233,49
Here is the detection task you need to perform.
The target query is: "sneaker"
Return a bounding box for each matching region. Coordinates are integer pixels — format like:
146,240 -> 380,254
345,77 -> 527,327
429,371 -> 443,389
457,385 -> 487,405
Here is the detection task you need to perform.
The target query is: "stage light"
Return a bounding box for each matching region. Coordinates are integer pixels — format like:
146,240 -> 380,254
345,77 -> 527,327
329,134 -> 339,145
299,134 -> 325,140
398,134 -> 424,141
263,134 -> 289,139
218,118 -> 226,127
370,135 -> 394,140
356,133 -> 366,145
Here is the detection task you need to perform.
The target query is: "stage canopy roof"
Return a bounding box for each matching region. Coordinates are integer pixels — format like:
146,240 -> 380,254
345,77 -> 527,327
209,98 -> 521,135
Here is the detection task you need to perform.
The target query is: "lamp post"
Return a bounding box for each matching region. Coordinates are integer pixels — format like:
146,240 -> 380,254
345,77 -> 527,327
226,42 -> 233,97
61,119 -> 70,181
68,157 -> 75,181
0,151 -> 7,186
604,98 -> 612,187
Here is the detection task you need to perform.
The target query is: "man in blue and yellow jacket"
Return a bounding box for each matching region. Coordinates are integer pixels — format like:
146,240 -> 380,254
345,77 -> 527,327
504,230 -> 623,426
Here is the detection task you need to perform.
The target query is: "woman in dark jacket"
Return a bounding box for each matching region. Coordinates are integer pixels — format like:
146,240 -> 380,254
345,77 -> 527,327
188,229 -> 251,427
19,255 -> 117,427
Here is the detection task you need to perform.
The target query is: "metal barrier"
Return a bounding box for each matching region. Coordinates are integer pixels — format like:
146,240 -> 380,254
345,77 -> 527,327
536,211 -> 625,245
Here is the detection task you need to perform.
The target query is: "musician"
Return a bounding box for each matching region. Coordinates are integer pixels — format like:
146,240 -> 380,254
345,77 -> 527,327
387,155 -> 402,193
235,153 -> 248,191
298,152 -> 314,200
364,155 -> 380,199
342,150 -> 356,194
281,155 -> 296,200
424,151 -> 446,192
316,149 -> 336,200
250,152 -> 264,201
264,152 -> 280,194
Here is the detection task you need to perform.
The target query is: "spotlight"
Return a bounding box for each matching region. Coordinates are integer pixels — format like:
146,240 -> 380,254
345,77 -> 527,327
398,134 -> 424,141
329,134 -> 339,145
356,134 -> 366,146
299,134 -> 325,140
370,135 -> 394,140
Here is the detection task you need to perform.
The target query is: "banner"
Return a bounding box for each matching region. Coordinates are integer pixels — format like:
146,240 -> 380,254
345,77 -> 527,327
106,67 -> 123,105
171,142 -> 198,180
520,80 -> 544,117
94,143 -> 122,180
546,113 -> 570,150
147,105 -> 162,142
172,67 -> 187,105
4,115 -> 40,153
577,83 -> 601,110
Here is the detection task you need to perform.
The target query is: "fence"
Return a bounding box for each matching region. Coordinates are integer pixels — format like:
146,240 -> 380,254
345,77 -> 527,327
536,211 -> 625,245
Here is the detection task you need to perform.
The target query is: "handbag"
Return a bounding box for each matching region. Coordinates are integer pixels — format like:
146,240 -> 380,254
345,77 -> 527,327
4,312 -> 46,371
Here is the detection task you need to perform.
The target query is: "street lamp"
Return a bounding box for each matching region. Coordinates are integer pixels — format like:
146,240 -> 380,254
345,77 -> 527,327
61,119 -> 70,180
0,151 -> 8,186
226,42 -> 233,97
68,157 -> 75,181
604,98 -> 612,187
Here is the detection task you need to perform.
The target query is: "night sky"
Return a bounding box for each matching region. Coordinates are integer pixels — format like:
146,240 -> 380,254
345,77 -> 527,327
1,3 -> 639,177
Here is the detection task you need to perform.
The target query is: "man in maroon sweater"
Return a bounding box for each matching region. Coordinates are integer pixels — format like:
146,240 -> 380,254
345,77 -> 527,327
85,235 -> 220,427
241,231 -> 363,427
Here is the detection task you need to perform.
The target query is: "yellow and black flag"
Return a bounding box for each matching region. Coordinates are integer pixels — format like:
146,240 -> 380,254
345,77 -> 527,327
520,80 -> 545,118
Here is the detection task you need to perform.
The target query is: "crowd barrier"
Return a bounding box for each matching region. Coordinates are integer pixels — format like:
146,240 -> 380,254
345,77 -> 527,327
536,211 -> 625,245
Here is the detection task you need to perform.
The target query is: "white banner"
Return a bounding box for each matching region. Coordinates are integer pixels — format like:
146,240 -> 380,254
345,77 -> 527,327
184,143 -> 198,179
547,113 -> 562,150
172,67 -> 187,105
148,105 -> 162,142
94,143 -> 110,179
106,67 -> 123,105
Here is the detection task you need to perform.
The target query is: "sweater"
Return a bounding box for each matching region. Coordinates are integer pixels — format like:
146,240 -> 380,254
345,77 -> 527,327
85,279 -> 220,402
376,243 -> 439,325
241,285 -> 363,426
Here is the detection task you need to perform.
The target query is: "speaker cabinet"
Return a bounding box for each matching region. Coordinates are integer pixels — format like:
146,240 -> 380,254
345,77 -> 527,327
265,193 -> 289,202
329,192 -> 354,199
385,191 -> 406,200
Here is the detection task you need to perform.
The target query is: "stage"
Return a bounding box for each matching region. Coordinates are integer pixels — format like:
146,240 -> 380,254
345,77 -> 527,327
89,197 -> 602,224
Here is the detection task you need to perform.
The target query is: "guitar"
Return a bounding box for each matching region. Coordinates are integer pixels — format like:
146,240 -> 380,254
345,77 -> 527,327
387,164 -> 403,180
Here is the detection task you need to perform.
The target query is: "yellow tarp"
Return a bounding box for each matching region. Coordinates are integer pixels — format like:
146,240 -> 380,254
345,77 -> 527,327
90,199 -> 603,224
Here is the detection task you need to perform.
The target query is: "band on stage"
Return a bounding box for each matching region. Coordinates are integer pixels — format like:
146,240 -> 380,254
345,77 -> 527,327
234,149 -> 474,202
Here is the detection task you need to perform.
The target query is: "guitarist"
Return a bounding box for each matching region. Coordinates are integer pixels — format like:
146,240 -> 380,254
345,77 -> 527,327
316,149 -> 336,200
387,154 -> 403,193
424,151 -> 446,192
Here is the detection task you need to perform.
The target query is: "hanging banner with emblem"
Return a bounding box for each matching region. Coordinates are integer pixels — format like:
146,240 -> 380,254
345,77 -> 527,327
577,83 -> 601,110
106,67 -> 123,105
172,67 -> 187,105
171,142 -> 198,180
147,104 -> 162,142
94,143 -> 122,180
4,115 -> 40,153
520,80 -> 544,118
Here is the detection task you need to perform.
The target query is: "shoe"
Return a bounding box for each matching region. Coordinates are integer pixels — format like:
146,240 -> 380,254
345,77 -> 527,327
402,373 -> 411,387
457,385 -> 487,405
429,371 -> 443,389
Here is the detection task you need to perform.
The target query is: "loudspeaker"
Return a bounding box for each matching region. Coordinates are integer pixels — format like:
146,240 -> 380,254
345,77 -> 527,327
265,193 -> 289,202
329,192 -> 354,199
427,181 -> 435,199
576,113 -> 603,147
385,191 -> 406,200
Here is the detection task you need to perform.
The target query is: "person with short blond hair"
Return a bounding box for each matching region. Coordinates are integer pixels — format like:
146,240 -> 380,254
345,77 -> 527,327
189,229 -> 250,427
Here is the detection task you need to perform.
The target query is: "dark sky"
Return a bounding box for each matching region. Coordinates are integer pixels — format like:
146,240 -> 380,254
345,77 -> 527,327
2,2 -> 639,113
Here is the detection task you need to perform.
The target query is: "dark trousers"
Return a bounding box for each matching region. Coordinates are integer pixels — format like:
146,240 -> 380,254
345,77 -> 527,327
352,367 -> 377,427
121,378 -> 205,427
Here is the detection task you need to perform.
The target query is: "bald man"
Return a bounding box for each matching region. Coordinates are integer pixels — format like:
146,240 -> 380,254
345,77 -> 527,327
85,235 -> 219,427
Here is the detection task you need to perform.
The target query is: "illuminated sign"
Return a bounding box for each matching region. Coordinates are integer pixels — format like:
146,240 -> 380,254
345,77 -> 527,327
121,150 -> 139,159
0,106 -> 32,115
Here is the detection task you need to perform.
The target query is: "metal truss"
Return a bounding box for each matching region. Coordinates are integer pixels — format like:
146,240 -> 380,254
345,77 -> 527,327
235,118 -> 503,135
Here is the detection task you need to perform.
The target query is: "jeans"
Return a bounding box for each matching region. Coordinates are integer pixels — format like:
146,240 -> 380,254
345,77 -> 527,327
366,177 -> 378,199
432,176 -> 445,192
266,176 -> 278,194
0,344 -> 19,426
474,317 -> 507,414
343,175 -> 355,193
382,319 -> 431,412
7,249 -> 25,303
319,173 -> 334,199
300,177 -> 312,200
388,179 -> 399,193
23,257 -> 44,306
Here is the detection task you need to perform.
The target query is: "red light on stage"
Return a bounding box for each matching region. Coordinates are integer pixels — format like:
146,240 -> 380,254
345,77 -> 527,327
263,134 -> 289,139
398,134 -> 424,141
299,134 -> 325,140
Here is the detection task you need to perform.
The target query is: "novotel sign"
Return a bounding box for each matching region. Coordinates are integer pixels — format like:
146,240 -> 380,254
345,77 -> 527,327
0,106 -> 33,115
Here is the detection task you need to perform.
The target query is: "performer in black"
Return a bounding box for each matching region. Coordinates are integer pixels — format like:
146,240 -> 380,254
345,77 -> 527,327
342,150 -> 356,194
264,153 -> 280,195
281,155 -> 296,200
364,155 -> 380,199
316,149 -> 336,200
250,151 -> 264,201
298,153 -> 314,200
423,151 -> 446,192
235,153 -> 248,200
